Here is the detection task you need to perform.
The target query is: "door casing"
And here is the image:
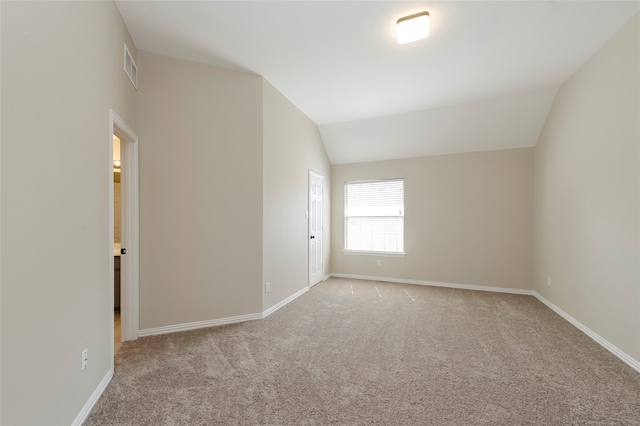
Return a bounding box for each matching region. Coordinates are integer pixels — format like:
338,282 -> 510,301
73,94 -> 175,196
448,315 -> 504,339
108,109 -> 139,372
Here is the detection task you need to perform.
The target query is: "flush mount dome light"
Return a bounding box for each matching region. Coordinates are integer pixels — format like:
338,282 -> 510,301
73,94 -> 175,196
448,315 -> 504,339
396,11 -> 430,44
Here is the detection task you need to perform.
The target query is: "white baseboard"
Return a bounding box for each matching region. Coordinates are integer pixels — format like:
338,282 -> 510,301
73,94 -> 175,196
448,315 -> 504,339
138,286 -> 313,337
329,273 -> 534,295
82,288 -> 308,421
533,291 -> 640,374
328,273 -> 640,374
262,286 -> 309,318
78,277 -> 639,425
139,312 -> 263,337
72,369 -> 113,426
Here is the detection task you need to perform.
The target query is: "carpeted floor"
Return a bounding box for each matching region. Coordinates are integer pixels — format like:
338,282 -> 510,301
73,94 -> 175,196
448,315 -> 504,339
86,278 -> 640,425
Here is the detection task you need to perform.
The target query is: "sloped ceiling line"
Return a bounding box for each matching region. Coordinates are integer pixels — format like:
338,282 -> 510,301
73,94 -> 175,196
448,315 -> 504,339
115,1 -> 639,163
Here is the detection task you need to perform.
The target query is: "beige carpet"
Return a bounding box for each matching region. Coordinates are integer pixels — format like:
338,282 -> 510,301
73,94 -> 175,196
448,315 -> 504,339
86,277 -> 640,425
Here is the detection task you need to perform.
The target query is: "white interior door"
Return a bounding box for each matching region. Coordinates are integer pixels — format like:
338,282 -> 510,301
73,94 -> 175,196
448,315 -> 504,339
309,171 -> 324,286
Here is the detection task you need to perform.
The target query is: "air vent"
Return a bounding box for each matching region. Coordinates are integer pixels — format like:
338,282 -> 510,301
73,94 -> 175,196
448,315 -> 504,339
124,44 -> 137,89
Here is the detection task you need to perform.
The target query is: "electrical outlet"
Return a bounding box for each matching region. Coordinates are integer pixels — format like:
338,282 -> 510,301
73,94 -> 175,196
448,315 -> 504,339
265,282 -> 270,293
82,349 -> 88,371
377,260 -> 382,267
547,277 -> 551,287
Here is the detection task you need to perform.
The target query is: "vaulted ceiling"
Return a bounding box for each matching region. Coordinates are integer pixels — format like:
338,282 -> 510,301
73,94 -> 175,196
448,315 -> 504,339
115,1 -> 639,164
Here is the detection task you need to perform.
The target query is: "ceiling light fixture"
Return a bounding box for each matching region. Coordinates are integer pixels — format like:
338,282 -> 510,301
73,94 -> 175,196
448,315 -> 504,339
396,11 -> 430,45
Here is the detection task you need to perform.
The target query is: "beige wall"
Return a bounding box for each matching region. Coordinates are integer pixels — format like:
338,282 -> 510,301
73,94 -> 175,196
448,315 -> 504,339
331,149 -> 534,289
1,3 -> 635,424
1,1 -> 137,424
137,51 -> 264,329
533,14 -> 639,361
262,81 -> 331,311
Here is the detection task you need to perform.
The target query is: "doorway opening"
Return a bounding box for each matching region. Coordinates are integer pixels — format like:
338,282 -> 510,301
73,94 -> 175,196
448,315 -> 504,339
113,135 -> 122,354
109,110 -> 139,372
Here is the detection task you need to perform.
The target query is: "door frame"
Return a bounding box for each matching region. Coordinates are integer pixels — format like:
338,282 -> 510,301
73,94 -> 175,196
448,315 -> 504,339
308,170 -> 324,287
108,109 -> 139,371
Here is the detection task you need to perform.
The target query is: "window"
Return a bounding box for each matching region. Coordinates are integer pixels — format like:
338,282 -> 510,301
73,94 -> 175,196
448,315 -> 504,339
344,179 -> 404,254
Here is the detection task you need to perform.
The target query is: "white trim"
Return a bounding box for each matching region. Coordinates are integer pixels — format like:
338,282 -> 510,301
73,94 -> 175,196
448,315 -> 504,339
323,273 -> 332,281
326,273 -> 640,373
111,110 -> 137,142
139,285 -> 311,337
345,177 -> 403,184
343,250 -> 406,257
309,170 -> 324,180
108,110 -> 139,376
108,120 -> 115,374
71,370 -> 113,426
533,291 -> 640,374
120,123 -> 140,343
262,286 -> 309,318
328,273 -> 534,295
343,179 -> 405,255
139,313 -> 263,337
310,280 -> 322,288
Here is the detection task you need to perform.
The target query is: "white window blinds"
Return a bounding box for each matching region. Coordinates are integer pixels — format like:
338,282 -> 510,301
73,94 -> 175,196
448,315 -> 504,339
345,179 -> 404,253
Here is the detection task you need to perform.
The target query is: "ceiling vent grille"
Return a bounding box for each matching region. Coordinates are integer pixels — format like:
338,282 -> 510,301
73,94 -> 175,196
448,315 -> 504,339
124,44 -> 137,89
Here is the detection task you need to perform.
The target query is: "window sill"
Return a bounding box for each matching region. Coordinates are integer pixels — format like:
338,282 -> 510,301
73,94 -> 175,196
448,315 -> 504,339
343,250 -> 406,258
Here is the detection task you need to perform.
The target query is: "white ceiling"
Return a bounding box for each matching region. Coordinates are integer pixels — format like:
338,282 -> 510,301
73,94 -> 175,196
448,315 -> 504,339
115,1 -> 639,164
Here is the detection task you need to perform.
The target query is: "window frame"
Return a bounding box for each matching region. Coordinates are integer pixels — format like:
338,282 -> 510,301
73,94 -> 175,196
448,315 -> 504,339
343,178 -> 405,256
